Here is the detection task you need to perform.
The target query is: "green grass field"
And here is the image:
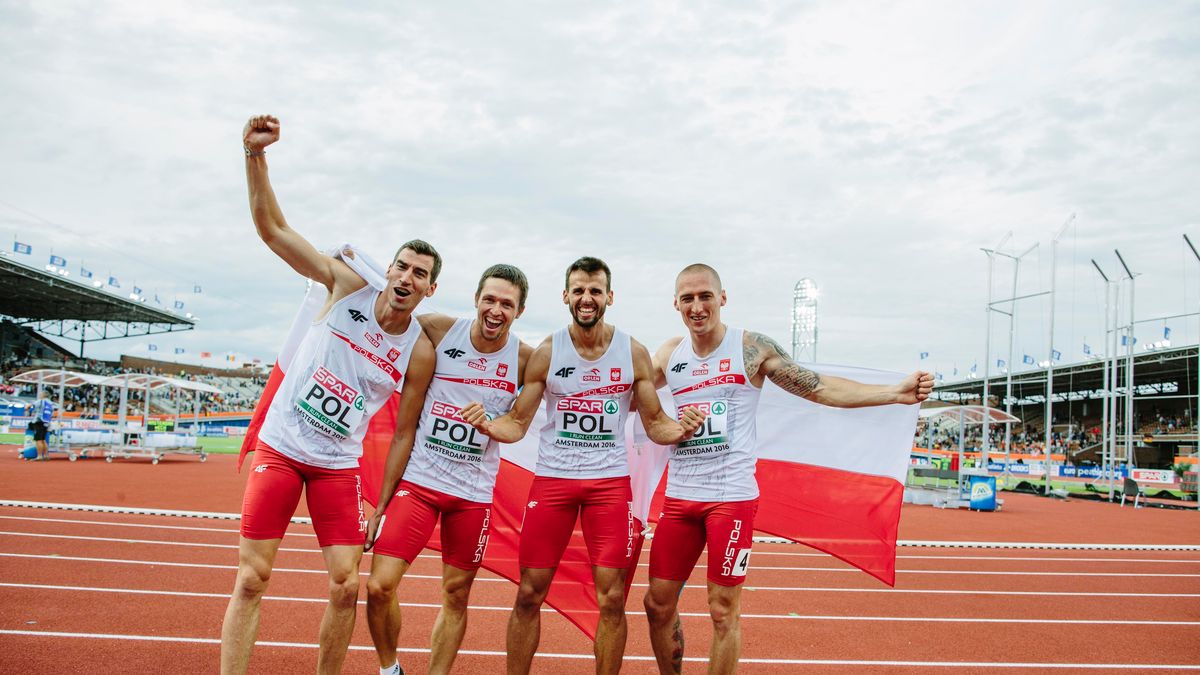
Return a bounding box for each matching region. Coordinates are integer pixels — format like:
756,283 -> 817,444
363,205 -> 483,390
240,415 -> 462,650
1,432 -> 244,454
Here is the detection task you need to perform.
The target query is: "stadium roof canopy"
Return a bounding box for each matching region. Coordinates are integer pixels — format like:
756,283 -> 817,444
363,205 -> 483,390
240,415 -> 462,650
0,255 -> 194,356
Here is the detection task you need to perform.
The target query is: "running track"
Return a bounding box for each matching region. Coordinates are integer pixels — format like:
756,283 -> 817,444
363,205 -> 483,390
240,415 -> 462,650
1,452 -> 1198,673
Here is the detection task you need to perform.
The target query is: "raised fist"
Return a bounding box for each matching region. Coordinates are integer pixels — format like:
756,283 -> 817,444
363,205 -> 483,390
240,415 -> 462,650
243,114 -> 280,152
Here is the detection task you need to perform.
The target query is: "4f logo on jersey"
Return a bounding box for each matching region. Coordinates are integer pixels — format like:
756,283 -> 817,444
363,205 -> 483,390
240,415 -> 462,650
348,309 -> 367,323
670,362 -> 687,373
253,464 -> 268,473
496,363 -> 509,377
555,367 -> 576,378
396,489 -> 410,497
444,348 -> 465,360
719,358 -> 731,372
610,368 -> 621,381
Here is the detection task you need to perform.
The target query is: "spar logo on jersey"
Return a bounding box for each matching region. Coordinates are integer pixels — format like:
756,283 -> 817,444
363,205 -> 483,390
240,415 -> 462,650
556,396 -> 619,440
719,358 -> 731,373
468,357 -> 488,372
610,368 -> 621,382
387,347 -> 401,362
496,363 -> 509,378
692,362 -> 710,376
426,400 -> 487,456
299,366 -> 366,438
582,367 -> 602,382
364,331 -> 382,348
670,362 -> 687,373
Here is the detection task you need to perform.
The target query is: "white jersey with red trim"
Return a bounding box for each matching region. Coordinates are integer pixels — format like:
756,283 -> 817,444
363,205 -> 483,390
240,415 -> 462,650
535,326 -> 634,479
402,318 -> 520,502
664,327 -> 762,501
259,286 -> 423,470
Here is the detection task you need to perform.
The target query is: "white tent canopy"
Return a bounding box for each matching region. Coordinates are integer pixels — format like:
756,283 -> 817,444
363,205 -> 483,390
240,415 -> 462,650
10,369 -> 110,388
919,405 -> 1020,426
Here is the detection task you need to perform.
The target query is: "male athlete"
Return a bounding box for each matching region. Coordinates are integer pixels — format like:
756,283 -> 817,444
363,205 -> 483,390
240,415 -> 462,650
364,264 -> 534,675
220,114 -> 438,675
463,256 -> 705,675
643,263 -> 933,674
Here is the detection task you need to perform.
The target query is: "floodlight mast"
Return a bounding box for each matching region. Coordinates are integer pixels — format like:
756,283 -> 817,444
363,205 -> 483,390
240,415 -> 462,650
791,279 -> 818,361
1043,214 -> 1075,495
1091,259 -> 1115,499
1115,249 -> 1136,472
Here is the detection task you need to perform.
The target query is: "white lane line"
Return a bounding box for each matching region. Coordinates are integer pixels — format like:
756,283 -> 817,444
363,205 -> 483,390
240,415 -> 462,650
6,501 -> 1200,551
0,552 -> 509,583
5,532 -> 1198,578
2,630 -> 1199,668
0,514 -> 315,538
3,553 -> 1195,599
4,582 -> 1197,626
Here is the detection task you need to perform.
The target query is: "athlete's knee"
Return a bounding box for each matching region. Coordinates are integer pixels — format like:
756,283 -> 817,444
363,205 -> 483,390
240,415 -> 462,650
513,578 -> 549,616
596,583 -> 625,621
327,567 -> 360,608
366,573 -> 397,606
643,590 -> 677,627
708,593 -> 739,633
233,556 -> 272,599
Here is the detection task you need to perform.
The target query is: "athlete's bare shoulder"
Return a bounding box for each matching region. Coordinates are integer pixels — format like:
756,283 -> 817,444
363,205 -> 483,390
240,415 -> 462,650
416,313 -> 456,347
655,336 -> 685,362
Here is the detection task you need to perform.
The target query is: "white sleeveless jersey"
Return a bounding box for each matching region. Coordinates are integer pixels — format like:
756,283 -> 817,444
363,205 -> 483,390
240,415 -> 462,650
259,286 -> 423,470
664,327 -> 763,501
402,318 -> 520,502
535,327 -> 634,479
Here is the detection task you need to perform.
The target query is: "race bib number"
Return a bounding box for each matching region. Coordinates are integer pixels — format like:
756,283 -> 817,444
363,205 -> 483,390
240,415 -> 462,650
555,397 -> 620,449
296,366 -> 365,440
675,399 -> 730,458
423,400 -> 488,462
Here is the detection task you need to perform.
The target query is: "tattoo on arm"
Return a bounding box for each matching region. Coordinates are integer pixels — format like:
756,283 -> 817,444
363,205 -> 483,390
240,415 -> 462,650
746,331 -> 821,397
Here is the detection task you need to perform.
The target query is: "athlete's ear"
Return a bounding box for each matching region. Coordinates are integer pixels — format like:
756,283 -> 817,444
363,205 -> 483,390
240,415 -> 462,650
425,281 -> 437,298
515,304 -> 525,320
606,289 -> 614,306
673,295 -> 679,311
562,288 -> 569,305
720,290 -> 727,307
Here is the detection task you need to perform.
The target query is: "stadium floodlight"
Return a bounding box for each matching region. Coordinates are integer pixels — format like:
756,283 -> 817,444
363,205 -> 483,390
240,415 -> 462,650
92,280 -> 103,288
791,278 -> 818,361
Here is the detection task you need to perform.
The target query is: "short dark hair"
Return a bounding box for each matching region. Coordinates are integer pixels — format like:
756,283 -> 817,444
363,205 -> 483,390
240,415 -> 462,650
676,263 -> 722,292
565,256 -> 611,291
394,239 -> 442,284
476,264 -> 529,309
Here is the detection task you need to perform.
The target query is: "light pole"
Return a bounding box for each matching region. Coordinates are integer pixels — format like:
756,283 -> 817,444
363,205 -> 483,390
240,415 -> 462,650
791,279 -> 818,361
1115,249 -> 1137,472
1185,234 -> 1200,509
1044,215 -> 1075,494
1092,259 -> 1115,499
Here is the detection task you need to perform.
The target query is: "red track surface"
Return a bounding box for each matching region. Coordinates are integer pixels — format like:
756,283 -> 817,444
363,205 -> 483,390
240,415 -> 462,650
1,450 -> 1198,673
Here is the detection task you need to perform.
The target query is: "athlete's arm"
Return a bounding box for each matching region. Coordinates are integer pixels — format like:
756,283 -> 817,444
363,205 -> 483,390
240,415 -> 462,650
651,337 -> 683,390
632,340 -> 705,445
516,341 -> 535,387
365,333 -> 436,551
243,115 -> 364,296
460,338 -> 549,443
745,331 -> 934,407
416,313 -> 457,348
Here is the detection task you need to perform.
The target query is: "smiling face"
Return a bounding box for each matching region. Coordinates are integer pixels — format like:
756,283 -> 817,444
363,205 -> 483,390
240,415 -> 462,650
674,268 -> 725,338
475,277 -> 524,343
383,247 -> 438,315
563,269 -> 612,329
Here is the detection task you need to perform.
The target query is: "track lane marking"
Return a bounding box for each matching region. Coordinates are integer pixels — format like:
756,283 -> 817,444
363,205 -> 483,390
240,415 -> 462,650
2,630 -> 1198,668
3,582 -> 1198,625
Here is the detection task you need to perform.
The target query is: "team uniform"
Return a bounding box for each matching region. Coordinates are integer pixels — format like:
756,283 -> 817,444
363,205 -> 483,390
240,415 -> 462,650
651,327 -> 762,586
243,285 -> 423,546
520,327 -> 636,569
373,318 -> 520,570
31,398 -> 53,441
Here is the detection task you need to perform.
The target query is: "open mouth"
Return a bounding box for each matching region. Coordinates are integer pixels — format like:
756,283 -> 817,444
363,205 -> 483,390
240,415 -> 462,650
483,316 -> 504,331
393,287 -> 411,299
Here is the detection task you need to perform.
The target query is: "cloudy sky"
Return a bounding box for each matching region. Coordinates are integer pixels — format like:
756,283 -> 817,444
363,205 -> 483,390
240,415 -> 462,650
1,0 -> 1196,379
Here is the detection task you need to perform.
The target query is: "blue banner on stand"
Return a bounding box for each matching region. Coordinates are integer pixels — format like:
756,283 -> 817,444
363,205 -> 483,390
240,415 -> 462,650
969,475 -> 997,511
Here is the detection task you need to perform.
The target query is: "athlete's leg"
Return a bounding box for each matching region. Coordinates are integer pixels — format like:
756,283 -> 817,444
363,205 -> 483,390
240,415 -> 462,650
316,544 -> 363,674
221,446 -> 303,675
220,536 -> 283,675
506,566 -> 555,675
508,477 -> 578,675
578,476 -> 635,675
591,565 -> 629,675
428,498 -> 490,674
366,554 -> 411,671
705,581 -> 743,675
645,498 -> 706,675
430,562 -> 479,675
305,463 -> 368,674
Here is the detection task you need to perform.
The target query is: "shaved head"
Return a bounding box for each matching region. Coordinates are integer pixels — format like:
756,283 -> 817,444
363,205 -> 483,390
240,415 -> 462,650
675,263 -> 722,293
